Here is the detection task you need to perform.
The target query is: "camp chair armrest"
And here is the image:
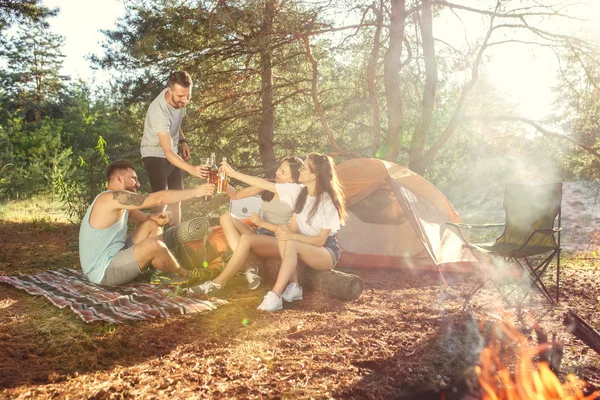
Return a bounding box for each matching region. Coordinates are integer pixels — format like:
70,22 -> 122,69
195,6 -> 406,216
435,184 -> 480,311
519,228 -> 561,249
447,222 -> 505,245
447,222 -> 469,229
466,223 -> 505,229
446,222 -> 504,229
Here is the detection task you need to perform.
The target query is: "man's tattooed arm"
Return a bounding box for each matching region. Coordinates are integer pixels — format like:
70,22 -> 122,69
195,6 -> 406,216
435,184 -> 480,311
112,191 -> 149,207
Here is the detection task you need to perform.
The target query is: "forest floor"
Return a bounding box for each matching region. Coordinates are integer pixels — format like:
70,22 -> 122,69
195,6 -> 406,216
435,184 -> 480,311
0,195 -> 599,399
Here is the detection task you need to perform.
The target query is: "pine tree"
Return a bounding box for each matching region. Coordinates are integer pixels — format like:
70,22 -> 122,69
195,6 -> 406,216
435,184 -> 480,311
0,22 -> 68,123
0,0 -> 56,31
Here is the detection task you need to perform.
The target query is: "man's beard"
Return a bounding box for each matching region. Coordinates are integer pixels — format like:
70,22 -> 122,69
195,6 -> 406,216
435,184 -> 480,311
170,94 -> 186,109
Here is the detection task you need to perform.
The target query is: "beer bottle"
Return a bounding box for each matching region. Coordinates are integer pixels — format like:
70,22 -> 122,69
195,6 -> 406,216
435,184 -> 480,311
218,157 -> 228,193
210,152 -> 219,184
204,156 -> 212,201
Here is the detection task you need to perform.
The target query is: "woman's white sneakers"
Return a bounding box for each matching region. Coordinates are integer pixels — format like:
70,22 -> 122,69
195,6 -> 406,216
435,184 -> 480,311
257,291 -> 282,311
281,282 -> 303,302
257,283 -> 303,312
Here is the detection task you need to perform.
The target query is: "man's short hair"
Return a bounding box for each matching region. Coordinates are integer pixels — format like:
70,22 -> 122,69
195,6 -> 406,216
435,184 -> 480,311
168,71 -> 193,89
107,160 -> 135,181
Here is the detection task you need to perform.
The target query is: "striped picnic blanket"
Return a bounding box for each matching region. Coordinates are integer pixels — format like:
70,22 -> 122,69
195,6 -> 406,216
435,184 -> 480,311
0,268 -> 226,324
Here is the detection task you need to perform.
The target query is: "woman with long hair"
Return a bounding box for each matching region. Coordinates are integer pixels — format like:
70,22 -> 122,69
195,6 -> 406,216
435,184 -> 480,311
200,153 -> 346,312
192,157 -> 303,293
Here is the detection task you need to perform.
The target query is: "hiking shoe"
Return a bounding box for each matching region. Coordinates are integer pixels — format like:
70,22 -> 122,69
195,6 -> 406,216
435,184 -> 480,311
281,282 -> 303,302
244,265 -> 261,290
187,268 -> 213,283
190,280 -> 222,295
150,270 -> 189,285
257,291 -> 283,312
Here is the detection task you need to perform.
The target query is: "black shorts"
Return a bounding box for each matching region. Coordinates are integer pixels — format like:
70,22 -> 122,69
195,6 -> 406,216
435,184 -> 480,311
142,157 -> 184,192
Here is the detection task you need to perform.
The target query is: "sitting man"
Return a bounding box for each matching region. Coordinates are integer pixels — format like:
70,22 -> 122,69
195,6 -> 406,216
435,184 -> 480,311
79,159 -> 214,286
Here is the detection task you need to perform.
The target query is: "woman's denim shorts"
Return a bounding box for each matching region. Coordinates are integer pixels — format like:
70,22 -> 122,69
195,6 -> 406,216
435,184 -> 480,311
256,227 -> 276,237
324,235 -> 341,267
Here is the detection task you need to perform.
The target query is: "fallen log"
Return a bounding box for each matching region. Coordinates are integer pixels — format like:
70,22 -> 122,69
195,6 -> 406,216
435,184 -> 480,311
262,260 -> 363,301
563,310 -> 600,355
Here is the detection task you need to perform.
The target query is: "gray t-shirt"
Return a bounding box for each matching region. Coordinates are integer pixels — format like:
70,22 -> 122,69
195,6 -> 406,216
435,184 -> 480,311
140,88 -> 185,158
261,198 -> 292,226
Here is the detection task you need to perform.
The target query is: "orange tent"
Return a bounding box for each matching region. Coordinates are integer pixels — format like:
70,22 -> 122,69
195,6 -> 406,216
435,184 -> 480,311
335,158 -> 476,272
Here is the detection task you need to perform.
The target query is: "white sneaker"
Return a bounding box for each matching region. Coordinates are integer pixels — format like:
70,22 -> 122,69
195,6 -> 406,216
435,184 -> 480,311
257,291 -> 283,311
281,282 -> 303,302
190,280 -> 222,295
244,265 -> 261,290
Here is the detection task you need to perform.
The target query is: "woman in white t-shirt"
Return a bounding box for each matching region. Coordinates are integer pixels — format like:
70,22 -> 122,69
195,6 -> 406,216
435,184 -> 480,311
192,157 -> 302,294
208,153 -> 347,312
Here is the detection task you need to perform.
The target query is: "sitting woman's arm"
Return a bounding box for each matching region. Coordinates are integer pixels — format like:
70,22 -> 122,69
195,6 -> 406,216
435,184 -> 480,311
226,185 -> 263,200
275,215 -> 330,247
221,162 -> 277,193
250,212 -> 286,233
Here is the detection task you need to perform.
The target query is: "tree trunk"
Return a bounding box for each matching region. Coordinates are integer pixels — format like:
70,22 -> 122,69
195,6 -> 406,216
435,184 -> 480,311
257,0 -> 277,169
382,0 -> 406,161
416,0 -> 501,172
298,266 -> 364,300
367,1 -> 384,156
409,0 -> 437,175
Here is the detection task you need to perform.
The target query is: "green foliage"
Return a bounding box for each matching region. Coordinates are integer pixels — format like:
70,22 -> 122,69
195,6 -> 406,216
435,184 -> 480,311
53,136 -> 109,222
0,162 -> 12,197
0,117 -> 71,197
1,0 -> 597,213
95,0 -> 338,171
551,49 -> 600,182
0,22 -> 68,123
0,0 -> 57,32
0,20 -> 133,204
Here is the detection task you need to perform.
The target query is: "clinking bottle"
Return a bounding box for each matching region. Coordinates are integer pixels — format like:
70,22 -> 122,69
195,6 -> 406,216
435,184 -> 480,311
218,157 -> 228,193
209,152 -> 218,184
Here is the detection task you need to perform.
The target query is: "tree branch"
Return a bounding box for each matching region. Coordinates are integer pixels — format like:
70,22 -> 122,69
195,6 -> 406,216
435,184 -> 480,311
367,0 -> 384,155
295,33 -> 363,158
464,115 -> 600,160
415,0 -> 502,172
430,1 -> 590,22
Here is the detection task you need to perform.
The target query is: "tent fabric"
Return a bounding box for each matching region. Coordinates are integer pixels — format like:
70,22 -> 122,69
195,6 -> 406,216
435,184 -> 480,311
336,158 -> 476,272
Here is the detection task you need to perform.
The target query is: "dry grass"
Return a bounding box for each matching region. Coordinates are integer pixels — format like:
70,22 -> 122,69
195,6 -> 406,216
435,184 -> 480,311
0,198 -> 599,399
0,195 -> 70,224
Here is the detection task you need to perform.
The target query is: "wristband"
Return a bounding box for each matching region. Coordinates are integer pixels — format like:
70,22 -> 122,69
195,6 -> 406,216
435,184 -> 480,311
179,139 -> 188,145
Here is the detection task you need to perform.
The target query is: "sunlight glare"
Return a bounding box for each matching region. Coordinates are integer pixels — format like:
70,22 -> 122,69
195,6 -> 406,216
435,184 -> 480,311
0,298 -> 17,310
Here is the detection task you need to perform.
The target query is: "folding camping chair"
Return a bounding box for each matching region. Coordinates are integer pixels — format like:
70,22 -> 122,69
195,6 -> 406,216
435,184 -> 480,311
448,182 -> 562,308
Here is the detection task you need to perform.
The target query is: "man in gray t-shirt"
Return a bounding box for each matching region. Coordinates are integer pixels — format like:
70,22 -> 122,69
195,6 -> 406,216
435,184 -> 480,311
140,71 -> 209,225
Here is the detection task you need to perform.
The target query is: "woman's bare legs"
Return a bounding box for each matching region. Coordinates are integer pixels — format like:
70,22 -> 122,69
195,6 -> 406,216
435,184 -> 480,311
272,240 -> 333,296
220,213 -> 255,250
220,213 -> 258,272
212,233 -> 280,287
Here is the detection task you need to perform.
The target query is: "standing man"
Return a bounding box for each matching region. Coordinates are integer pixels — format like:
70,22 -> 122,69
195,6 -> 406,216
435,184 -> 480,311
141,70 -> 207,225
79,160 -> 214,286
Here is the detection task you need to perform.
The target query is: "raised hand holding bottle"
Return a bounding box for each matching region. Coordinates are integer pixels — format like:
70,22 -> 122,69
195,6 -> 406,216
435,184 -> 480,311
204,157 -> 212,201
218,157 -> 228,193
